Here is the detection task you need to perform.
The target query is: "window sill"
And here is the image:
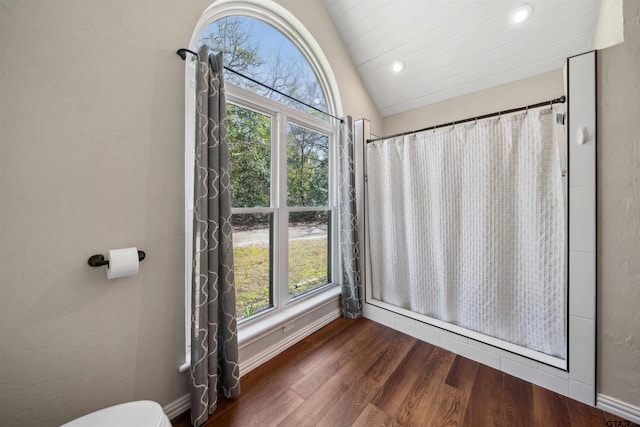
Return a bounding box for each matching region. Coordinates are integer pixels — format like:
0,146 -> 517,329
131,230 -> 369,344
238,285 -> 341,348
178,285 -> 341,373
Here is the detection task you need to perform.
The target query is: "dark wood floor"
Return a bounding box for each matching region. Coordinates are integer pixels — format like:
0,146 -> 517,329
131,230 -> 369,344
172,318 -> 635,427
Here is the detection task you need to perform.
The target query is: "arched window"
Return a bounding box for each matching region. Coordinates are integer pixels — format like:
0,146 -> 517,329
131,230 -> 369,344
183,1 -> 343,360
198,15 -> 329,117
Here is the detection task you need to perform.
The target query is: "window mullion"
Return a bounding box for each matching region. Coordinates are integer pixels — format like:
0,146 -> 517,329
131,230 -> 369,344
231,207 -> 275,215
287,206 -> 331,213
277,111 -> 289,310
329,132 -> 338,286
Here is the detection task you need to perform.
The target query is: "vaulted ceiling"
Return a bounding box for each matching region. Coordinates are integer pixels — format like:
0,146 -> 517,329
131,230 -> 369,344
323,0 -> 599,117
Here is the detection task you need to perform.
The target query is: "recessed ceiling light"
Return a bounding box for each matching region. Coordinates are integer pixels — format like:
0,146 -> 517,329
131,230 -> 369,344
512,4 -> 533,24
392,60 -> 405,72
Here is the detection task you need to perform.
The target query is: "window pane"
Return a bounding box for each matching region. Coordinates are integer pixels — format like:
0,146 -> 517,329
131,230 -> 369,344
287,124 -> 329,207
199,16 -> 329,119
288,211 -> 330,299
232,213 -> 273,320
228,104 -> 271,208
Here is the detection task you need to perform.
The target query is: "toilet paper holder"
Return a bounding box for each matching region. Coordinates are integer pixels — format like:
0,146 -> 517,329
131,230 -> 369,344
88,250 -> 146,267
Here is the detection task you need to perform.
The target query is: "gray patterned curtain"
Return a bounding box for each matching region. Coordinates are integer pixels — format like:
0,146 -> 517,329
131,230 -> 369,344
338,116 -> 362,318
190,46 -> 240,427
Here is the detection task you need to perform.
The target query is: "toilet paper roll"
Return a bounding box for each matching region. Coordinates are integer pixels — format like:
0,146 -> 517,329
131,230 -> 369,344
106,247 -> 139,279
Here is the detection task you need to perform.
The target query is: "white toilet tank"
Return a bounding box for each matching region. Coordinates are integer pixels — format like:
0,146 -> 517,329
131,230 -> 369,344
60,400 -> 172,427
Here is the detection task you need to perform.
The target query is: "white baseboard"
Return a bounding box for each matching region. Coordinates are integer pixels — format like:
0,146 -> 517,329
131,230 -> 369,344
163,393 -> 190,420
239,308 -> 341,376
597,394 -> 640,424
164,308 -> 341,420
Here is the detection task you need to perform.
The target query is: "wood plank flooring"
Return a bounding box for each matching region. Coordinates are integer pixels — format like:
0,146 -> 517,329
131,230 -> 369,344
172,318 -> 636,427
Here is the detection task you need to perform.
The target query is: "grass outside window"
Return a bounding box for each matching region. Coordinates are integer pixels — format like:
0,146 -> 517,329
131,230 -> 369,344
234,228 -> 328,321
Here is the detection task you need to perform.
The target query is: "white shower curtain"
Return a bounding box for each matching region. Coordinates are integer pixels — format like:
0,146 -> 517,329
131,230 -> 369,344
367,110 -> 566,358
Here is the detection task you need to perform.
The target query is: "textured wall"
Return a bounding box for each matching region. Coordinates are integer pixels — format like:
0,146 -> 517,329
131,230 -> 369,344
0,2 -> 209,426
592,0 -> 624,50
597,0 -> 640,408
0,1 -> 378,425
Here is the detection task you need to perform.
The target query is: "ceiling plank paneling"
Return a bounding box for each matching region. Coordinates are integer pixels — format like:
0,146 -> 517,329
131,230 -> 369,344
323,0 -> 599,117
368,17 -> 595,101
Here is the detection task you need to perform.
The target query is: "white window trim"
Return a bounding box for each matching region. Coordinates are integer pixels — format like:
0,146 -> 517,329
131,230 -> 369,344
181,0 -> 344,372
226,83 -> 339,330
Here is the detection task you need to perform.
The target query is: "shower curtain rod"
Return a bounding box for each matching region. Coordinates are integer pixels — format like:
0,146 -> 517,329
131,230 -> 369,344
367,95 -> 566,143
176,48 -> 343,123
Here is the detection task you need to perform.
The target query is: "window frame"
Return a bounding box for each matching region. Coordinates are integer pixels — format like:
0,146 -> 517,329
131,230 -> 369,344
184,81 -> 341,361
182,1 -> 344,370
226,83 -> 339,328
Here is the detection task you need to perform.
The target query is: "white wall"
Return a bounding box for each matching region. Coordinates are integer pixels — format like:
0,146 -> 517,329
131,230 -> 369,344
0,1 -> 379,425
